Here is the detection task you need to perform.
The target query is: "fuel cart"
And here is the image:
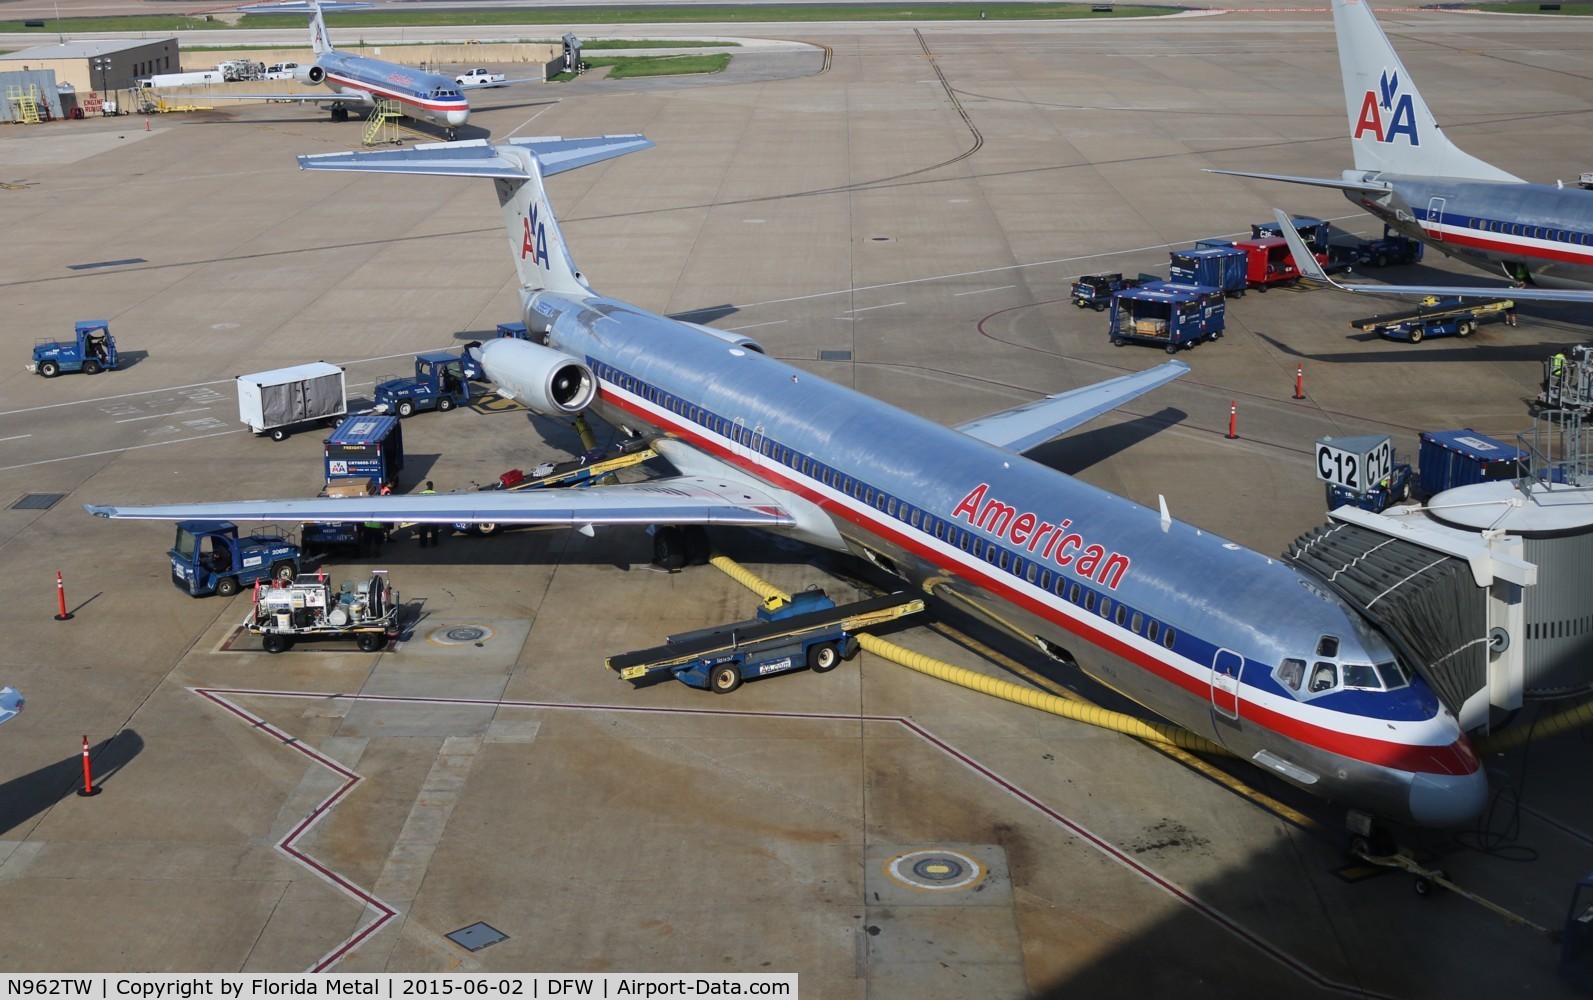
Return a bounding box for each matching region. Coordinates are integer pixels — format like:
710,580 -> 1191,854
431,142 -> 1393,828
245,572 -> 401,653
1109,281 -> 1225,353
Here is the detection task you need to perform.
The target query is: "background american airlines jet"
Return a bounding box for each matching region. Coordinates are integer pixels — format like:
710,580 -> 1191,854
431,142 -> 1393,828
212,1 -> 518,139
1213,0 -> 1593,303
86,135 -> 1488,832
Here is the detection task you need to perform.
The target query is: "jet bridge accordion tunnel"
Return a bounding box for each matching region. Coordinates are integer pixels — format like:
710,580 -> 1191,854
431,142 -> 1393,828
1287,498 -> 1593,743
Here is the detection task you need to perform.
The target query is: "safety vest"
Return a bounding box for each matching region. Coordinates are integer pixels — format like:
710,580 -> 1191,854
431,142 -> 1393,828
1552,354 -> 1567,377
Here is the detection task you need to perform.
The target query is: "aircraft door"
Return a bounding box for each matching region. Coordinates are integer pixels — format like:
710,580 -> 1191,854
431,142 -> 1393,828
1210,648 -> 1244,722
1427,196 -> 1447,242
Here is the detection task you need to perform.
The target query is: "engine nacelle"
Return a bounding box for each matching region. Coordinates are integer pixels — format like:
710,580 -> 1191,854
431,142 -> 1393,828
686,322 -> 765,354
478,338 -> 596,416
294,64 -> 326,86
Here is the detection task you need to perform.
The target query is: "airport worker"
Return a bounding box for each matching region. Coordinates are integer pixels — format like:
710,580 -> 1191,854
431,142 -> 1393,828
418,481 -> 440,547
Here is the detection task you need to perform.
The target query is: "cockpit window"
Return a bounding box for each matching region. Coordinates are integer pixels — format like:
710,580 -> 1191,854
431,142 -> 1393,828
1277,658 -> 1305,691
1316,635 -> 1339,657
1342,663 -> 1382,690
1375,660 -> 1409,690
1308,661 -> 1338,694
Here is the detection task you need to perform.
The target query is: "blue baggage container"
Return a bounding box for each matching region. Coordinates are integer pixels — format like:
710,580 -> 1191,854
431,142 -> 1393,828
1169,245 -> 1247,296
325,413 -> 405,488
1109,281 -> 1225,354
1418,429 -> 1526,495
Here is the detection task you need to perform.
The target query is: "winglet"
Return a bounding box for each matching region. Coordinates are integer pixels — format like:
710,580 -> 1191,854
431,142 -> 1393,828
1272,209 -> 1335,286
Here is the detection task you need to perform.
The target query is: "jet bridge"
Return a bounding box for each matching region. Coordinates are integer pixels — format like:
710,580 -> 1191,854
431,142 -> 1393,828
1286,503 -> 1538,733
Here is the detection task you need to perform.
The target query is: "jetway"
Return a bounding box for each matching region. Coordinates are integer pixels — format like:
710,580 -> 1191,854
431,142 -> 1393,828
1287,503 -> 1539,733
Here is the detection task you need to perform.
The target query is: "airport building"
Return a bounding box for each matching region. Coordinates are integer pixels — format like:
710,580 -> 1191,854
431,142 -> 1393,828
0,37 -> 178,93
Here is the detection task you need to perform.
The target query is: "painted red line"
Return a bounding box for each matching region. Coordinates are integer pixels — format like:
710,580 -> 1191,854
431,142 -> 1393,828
195,686 -> 1387,996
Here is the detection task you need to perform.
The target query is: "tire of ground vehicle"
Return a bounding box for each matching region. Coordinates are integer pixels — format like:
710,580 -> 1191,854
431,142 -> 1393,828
653,526 -> 685,571
1374,254 -> 1388,268
1409,327 -> 1424,344
216,576 -> 240,597
397,399 -> 415,418
356,632 -> 387,652
808,642 -> 839,673
270,427 -> 290,442
271,561 -> 297,582
1457,319 -> 1474,337
1111,337 -> 1124,347
1165,344 -> 1179,355
470,522 -> 501,537
710,663 -> 742,694
261,632 -> 291,654
438,397 -> 455,412
39,360 -> 60,378
82,359 -> 101,375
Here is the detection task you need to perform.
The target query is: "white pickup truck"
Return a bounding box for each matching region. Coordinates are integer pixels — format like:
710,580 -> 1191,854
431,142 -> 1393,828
455,67 -> 506,86
263,62 -> 300,80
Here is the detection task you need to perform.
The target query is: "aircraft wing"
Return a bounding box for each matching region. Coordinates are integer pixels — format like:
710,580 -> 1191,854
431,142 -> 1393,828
0,686 -> 22,726
1270,209 -> 1593,303
297,134 -> 654,178
954,360 -> 1191,453
84,476 -> 795,528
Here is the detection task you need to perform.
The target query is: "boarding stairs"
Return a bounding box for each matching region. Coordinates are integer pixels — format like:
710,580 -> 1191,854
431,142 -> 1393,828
362,97 -> 402,146
6,85 -> 42,124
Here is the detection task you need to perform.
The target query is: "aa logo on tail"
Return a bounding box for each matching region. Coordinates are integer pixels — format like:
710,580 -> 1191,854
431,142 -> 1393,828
1354,70 -> 1419,146
521,203 -> 549,267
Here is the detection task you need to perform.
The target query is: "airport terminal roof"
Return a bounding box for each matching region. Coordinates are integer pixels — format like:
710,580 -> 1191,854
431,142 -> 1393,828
0,38 -> 172,61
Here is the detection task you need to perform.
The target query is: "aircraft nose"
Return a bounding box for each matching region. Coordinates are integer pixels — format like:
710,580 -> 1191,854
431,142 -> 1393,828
448,108 -> 469,127
1408,768 -> 1489,827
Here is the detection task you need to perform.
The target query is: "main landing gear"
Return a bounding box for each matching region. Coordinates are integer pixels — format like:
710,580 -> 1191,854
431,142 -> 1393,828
330,104 -> 351,122
652,525 -> 711,572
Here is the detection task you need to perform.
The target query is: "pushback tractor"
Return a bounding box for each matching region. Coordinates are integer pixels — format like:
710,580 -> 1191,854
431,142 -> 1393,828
29,321 -> 117,377
170,520 -> 301,597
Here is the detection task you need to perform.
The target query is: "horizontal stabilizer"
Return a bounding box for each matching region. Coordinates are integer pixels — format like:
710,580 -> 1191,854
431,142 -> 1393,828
956,360 -> 1191,453
1205,168 -> 1389,195
84,476 -> 794,528
297,134 -> 653,179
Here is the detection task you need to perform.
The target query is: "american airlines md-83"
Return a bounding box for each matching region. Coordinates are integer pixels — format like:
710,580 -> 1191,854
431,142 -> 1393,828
1216,0 -> 1593,303
86,135 -> 1488,831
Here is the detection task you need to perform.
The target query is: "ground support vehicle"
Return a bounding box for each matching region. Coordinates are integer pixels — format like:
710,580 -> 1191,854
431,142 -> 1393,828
1327,224 -> 1423,269
454,441 -> 655,536
29,321 -> 117,377
1537,344 -> 1593,415
1108,281 -> 1225,353
374,351 -> 474,417
245,572 -> 400,653
170,520 -> 300,597
496,321 -> 532,341
1232,237 -> 1304,290
1327,459 -> 1415,512
1350,297 -> 1515,343
1071,272 -> 1143,311
1418,429 -> 1527,494
302,414 -> 406,553
1251,215 -> 1331,254
456,68 -> 505,86
237,362 -> 347,441
607,590 -> 925,693
1168,246 -> 1247,296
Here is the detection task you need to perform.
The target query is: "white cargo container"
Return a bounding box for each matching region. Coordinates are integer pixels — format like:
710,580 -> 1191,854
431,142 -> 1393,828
237,362 -> 347,442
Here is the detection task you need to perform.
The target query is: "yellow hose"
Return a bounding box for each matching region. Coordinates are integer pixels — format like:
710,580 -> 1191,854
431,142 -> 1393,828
708,555 -> 791,610
708,553 -> 1230,757
856,633 -> 1232,756
1475,697 -> 1593,754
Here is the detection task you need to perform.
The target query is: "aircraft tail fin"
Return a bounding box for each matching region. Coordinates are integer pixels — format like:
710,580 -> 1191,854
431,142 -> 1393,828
1333,0 -> 1519,182
308,0 -> 333,55
493,147 -> 589,295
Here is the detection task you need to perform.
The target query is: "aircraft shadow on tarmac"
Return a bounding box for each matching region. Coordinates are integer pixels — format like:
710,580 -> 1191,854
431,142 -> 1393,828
0,729 -> 144,836
1025,407 -> 1185,478
1254,330 -> 1576,366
